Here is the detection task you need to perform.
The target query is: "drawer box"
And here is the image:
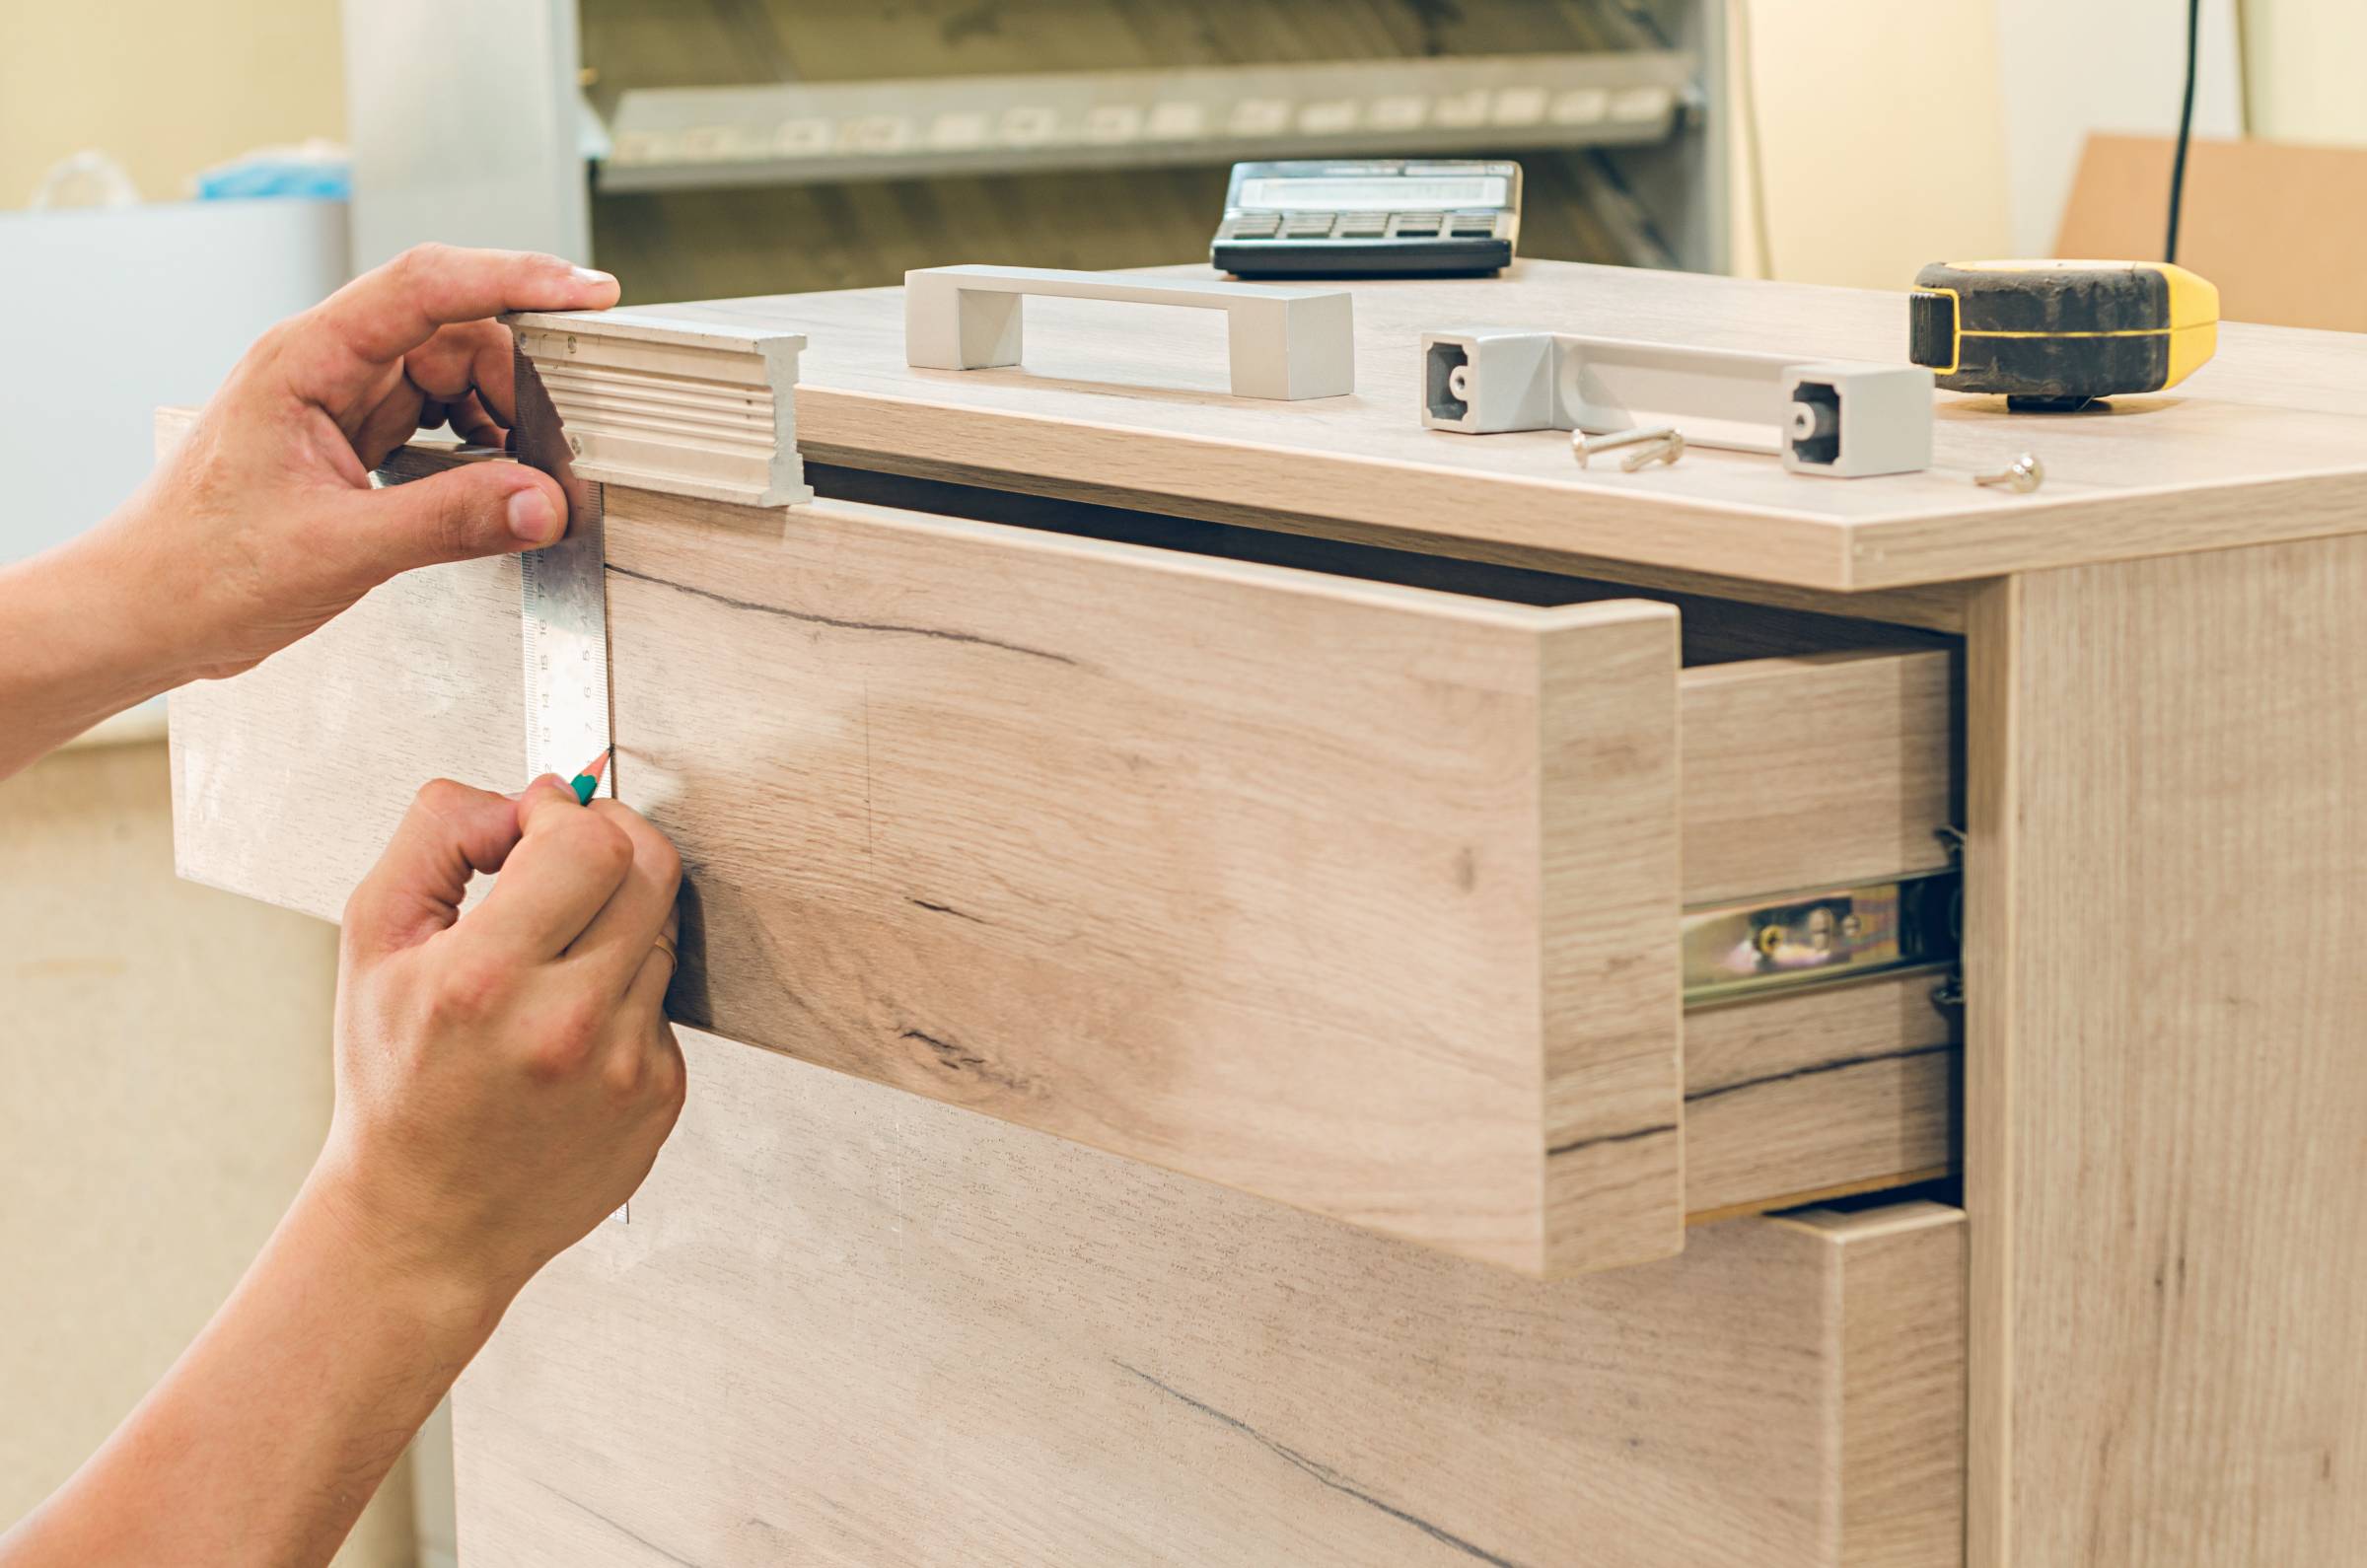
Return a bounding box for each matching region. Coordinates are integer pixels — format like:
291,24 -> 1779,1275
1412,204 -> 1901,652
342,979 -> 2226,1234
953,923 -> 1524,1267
169,452 -> 1958,1276
456,1029 -> 1967,1568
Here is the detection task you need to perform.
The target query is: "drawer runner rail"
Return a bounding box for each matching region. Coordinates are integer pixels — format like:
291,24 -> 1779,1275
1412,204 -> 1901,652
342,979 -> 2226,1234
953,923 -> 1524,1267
1683,870 -> 1961,1008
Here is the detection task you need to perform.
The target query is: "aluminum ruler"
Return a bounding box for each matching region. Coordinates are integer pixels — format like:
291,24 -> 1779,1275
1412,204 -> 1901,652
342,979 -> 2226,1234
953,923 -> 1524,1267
513,344 -> 622,1225
509,344 -> 613,799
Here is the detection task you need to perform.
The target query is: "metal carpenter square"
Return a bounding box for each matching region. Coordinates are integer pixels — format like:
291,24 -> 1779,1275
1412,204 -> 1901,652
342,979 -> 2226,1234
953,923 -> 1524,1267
511,342 -> 613,798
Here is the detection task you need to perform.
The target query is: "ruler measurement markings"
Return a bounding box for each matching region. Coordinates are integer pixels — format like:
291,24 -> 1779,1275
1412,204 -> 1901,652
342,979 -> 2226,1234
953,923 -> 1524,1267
512,342 -> 614,800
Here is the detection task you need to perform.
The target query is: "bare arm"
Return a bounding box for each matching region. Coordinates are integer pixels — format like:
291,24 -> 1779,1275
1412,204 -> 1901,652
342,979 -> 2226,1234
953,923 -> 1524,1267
0,244 -> 618,779
1,246 -> 686,1567
1,777 -> 683,1567
8,1171 -> 494,1565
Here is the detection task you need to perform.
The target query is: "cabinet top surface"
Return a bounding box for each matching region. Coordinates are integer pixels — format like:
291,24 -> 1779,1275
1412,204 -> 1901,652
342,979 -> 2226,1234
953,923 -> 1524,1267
595,260 -> 2367,591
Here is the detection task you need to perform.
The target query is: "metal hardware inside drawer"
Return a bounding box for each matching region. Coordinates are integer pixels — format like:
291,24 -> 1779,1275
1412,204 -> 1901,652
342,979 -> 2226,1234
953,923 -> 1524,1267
1683,871 -> 1961,1007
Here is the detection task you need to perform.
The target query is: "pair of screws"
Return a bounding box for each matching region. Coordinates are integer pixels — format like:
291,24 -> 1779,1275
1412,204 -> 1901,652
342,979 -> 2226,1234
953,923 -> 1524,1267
1572,425 -> 1685,471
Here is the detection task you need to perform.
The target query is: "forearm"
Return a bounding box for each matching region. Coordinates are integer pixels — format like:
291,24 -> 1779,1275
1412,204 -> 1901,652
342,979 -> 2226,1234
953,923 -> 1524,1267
0,513 -> 189,780
0,1164 -> 507,1568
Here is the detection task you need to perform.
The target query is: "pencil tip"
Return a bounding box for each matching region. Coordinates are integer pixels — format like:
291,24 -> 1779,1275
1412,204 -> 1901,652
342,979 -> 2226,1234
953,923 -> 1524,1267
579,748 -> 610,781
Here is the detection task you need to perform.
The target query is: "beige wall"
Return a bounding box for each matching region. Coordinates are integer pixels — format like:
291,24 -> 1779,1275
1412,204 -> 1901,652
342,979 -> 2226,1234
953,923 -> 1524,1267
1725,0 -> 2013,289
0,0 -> 343,207
2245,0 -> 2367,143
0,734 -> 408,1565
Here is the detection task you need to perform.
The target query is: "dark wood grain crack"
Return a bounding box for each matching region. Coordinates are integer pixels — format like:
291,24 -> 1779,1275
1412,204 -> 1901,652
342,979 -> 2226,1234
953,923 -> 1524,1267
900,1027 -> 1029,1093
1545,1121 -> 1678,1159
1114,1363 -> 1529,1568
1685,1041 -> 1956,1106
531,1478 -> 700,1567
606,562 -> 1080,665
908,896 -> 988,924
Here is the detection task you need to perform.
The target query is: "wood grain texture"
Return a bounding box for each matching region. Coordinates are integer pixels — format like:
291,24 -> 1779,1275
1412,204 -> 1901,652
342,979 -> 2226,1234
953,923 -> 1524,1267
1966,539 -> 2367,1565
610,485 -> 1681,1275
1686,974 -> 1958,1219
576,260 -> 2367,592
167,551 -> 521,917
454,1028 -> 1967,1568
1539,602 -> 1682,1273
1779,1202 -> 1969,1568
1681,648 -> 1959,905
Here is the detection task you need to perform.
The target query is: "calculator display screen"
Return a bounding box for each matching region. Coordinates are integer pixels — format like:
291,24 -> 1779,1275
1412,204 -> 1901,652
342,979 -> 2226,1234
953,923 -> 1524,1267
1235,175 -> 1510,211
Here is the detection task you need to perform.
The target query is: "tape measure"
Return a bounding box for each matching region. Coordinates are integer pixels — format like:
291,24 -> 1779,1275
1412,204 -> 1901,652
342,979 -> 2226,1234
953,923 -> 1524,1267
1908,259 -> 2219,411
510,344 -> 614,797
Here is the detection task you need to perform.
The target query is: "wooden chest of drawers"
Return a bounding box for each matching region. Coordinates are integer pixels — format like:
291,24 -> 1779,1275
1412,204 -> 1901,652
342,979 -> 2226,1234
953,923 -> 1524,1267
166,261 -> 2367,1564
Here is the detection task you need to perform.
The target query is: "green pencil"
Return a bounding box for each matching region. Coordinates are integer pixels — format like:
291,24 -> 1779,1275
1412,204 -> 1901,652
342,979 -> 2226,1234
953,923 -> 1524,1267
566,748 -> 610,805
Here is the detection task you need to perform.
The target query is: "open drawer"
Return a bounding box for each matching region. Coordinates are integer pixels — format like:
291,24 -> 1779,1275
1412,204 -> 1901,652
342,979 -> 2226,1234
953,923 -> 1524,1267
168,451 -> 1959,1278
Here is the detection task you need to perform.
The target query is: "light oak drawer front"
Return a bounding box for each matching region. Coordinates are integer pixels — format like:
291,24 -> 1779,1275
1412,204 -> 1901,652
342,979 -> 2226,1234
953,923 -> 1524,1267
458,1030 -> 1968,1568
612,487 -> 1685,1277
170,461 -> 1958,1278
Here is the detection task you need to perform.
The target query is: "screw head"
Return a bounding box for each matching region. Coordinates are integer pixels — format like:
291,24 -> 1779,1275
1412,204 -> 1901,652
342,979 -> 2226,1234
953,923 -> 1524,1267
1976,453 -> 2044,493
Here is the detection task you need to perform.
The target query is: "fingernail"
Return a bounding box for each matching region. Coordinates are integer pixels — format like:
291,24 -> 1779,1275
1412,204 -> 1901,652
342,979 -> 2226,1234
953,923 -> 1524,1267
508,486 -> 559,544
570,265 -> 617,290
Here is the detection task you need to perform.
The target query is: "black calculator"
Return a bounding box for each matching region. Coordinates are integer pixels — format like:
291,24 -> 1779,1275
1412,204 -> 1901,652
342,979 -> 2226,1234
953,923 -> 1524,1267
1210,159 -> 1522,279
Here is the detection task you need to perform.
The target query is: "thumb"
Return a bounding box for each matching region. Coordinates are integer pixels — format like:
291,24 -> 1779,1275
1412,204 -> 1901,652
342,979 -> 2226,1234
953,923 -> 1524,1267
339,461 -> 567,585
343,779 -> 525,957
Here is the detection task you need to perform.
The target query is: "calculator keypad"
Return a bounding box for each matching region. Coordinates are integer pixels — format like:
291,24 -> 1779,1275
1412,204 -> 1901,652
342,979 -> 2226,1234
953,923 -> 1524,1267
1216,209 -> 1509,243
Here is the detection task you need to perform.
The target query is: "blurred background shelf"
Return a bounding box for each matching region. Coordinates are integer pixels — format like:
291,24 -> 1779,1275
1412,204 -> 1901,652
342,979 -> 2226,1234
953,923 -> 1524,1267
347,0 -> 1730,302
595,53 -> 1696,190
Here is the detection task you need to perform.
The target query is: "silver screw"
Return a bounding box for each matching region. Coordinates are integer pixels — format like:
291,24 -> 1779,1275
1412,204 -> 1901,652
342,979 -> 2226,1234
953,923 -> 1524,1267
1573,426 -> 1685,471
1974,453 -> 2044,493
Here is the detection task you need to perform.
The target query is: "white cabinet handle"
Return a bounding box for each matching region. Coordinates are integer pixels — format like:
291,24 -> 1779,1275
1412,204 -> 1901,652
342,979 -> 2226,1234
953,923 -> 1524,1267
904,264 -> 1354,400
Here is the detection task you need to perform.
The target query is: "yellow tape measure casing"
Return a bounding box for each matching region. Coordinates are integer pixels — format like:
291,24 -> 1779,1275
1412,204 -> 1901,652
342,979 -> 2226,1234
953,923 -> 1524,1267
1908,259 -> 2218,407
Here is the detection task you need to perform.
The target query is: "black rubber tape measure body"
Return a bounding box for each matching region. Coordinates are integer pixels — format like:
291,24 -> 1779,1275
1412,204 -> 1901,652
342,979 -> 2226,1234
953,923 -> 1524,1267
1908,259 -> 2219,410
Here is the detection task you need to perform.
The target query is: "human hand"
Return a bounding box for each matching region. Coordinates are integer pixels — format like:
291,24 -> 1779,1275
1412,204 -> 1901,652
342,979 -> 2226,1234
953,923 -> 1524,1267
316,775 -> 685,1319
110,244 -> 620,682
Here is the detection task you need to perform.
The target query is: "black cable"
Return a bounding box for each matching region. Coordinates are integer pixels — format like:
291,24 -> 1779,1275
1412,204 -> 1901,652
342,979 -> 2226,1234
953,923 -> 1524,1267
2166,0 -> 2202,262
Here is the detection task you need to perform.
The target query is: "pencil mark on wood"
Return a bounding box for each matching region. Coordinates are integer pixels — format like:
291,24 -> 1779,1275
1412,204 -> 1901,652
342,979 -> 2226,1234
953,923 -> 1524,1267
531,1478 -> 700,1567
1684,1041 -> 1957,1106
909,896 -> 988,924
607,562 -> 1081,665
1545,1122 -> 1678,1159
1114,1362 -> 1528,1568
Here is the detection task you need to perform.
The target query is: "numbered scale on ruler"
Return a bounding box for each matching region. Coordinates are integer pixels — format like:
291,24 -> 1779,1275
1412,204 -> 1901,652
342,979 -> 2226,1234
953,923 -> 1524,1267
510,341 -> 614,801
1210,159 -> 1522,278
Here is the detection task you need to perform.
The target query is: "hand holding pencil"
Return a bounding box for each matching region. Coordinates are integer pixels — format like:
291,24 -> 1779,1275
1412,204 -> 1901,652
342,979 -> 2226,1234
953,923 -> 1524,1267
319,764 -> 683,1312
